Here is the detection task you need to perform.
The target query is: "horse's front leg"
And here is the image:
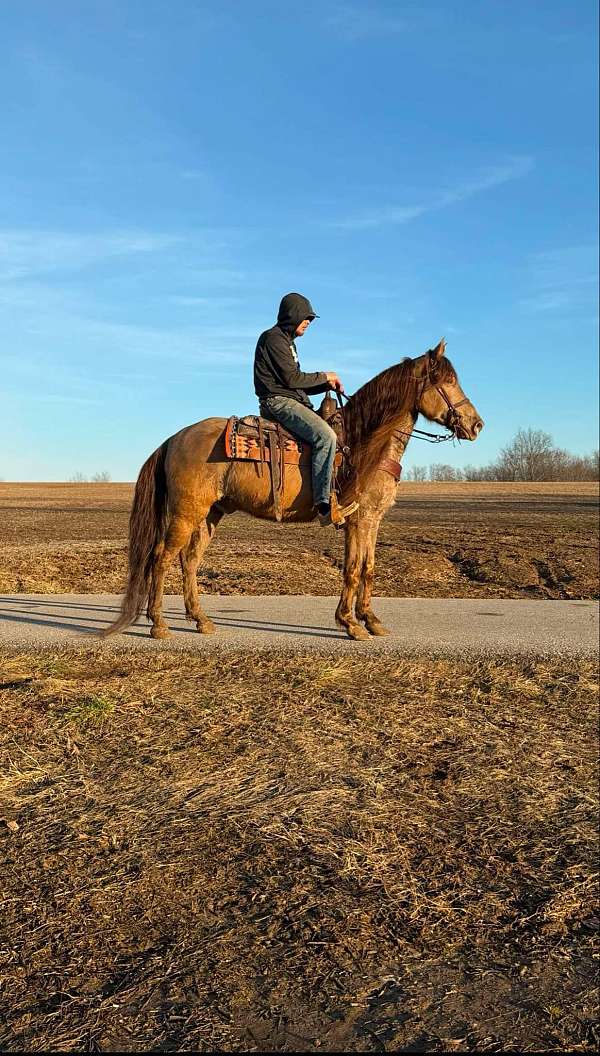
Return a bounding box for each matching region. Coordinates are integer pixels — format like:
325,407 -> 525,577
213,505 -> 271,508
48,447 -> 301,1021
335,516 -> 371,641
355,517 -> 391,636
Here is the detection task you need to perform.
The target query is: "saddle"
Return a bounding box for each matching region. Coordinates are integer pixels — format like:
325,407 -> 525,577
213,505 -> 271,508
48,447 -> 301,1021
223,393 -> 401,522
224,395 -> 345,521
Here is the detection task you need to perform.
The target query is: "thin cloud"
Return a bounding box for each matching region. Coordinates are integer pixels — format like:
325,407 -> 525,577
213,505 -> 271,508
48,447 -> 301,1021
325,2 -> 407,41
180,169 -> 207,181
4,309 -> 259,369
332,156 -> 534,231
520,245 -> 599,314
520,290 -> 576,314
0,229 -> 182,281
170,295 -> 242,308
92,319 -> 258,360
185,267 -> 249,286
529,246 -> 599,289
13,392 -> 104,406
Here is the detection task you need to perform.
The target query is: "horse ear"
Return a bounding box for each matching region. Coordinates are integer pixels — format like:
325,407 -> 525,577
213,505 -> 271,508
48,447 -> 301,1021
432,338 -> 446,360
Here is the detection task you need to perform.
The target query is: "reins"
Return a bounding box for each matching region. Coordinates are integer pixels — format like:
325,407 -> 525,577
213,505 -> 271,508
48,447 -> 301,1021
398,426 -> 456,443
334,355 -> 465,445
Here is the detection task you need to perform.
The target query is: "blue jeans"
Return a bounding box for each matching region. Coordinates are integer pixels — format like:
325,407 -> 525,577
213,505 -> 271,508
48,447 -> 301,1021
260,396 -> 337,507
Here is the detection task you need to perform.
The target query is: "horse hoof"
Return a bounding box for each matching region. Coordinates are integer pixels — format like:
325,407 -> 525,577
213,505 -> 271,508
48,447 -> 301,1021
150,624 -> 171,640
196,619 -> 216,635
348,623 -> 371,642
366,622 -> 392,637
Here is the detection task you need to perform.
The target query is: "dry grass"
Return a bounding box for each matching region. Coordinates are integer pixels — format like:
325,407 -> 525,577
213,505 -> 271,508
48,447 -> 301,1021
0,481 -> 598,599
1,649 -> 598,1052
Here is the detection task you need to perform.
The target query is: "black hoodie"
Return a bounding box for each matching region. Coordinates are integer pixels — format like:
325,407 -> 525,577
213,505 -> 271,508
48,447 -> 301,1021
253,292 -> 329,409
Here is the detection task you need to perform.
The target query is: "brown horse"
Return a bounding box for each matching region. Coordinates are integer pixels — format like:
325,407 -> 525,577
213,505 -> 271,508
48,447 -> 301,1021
103,339 -> 483,642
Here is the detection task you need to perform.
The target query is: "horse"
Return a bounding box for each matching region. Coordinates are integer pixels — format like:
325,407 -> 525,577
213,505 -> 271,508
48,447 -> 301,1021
103,339 -> 483,642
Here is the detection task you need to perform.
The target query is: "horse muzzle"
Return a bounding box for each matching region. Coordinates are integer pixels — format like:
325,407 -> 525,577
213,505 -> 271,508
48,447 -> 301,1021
454,415 -> 484,440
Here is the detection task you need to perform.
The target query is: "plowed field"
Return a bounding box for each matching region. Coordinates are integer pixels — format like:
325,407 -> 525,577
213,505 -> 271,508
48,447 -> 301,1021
0,481 -> 597,599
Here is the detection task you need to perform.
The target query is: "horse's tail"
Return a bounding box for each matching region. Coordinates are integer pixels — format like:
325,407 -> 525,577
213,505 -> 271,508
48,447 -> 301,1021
101,441 -> 169,638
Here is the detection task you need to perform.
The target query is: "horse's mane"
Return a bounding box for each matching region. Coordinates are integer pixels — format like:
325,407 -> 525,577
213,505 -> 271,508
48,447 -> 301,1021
341,354 -> 457,491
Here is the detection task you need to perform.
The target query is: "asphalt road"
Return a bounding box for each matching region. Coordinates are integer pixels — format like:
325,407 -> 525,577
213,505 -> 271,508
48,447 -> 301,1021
0,594 -> 597,657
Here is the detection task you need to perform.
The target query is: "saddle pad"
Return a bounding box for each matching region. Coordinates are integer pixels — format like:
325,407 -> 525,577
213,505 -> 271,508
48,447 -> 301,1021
224,416 -> 343,469
225,415 -> 309,466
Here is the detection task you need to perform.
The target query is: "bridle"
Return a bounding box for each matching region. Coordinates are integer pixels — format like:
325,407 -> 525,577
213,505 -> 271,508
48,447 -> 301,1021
388,353 -> 472,443
332,352 -> 472,449
416,355 -> 471,439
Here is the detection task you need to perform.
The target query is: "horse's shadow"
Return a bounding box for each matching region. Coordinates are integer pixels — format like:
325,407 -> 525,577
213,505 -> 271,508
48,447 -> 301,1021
0,597 -> 347,641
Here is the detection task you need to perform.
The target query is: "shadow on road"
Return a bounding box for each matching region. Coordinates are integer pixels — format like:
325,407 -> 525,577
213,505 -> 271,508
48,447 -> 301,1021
0,597 -> 347,641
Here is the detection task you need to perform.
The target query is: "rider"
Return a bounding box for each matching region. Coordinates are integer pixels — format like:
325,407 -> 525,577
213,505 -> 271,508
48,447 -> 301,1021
254,292 -> 359,526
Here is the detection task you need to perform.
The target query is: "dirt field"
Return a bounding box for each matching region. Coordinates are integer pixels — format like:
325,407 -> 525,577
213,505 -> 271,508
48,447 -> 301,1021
1,650 -> 598,1052
0,481 -> 598,599
1,483 -> 597,1051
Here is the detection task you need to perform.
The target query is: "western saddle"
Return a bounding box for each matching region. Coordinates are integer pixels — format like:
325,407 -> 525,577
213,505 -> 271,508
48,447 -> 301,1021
224,393 -> 401,521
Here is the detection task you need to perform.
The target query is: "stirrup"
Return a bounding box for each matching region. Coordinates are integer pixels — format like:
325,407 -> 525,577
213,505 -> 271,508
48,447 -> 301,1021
318,494 -> 359,527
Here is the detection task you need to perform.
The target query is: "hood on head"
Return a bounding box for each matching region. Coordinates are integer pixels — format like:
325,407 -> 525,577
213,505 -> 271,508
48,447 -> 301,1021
277,292 -> 319,334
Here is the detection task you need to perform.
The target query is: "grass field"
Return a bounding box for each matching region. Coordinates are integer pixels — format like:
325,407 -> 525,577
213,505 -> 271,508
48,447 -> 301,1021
0,481 -> 598,599
1,649 -> 598,1052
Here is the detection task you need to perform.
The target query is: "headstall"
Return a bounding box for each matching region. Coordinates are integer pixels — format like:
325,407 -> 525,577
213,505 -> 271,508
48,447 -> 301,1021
337,353 -> 469,445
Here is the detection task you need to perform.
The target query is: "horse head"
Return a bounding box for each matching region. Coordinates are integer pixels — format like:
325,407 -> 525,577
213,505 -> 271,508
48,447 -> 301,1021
415,339 -> 484,441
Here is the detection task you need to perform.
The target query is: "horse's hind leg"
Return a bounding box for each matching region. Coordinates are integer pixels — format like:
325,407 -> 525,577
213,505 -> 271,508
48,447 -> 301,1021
335,516 -> 371,641
179,505 -> 224,634
355,518 -> 391,636
147,516 -> 193,639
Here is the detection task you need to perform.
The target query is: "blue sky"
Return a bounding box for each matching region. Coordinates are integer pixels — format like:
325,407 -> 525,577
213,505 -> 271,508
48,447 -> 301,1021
2,0 -> 598,480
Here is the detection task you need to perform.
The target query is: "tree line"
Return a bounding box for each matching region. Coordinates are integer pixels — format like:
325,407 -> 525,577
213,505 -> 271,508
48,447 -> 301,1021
68,471 -> 112,482
406,428 -> 599,482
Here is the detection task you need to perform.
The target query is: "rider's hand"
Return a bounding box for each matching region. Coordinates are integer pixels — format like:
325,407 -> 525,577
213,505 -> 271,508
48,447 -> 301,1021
326,372 -> 344,393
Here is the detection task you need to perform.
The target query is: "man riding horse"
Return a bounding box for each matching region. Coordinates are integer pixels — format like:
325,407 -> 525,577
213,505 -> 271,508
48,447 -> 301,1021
102,301 -> 484,641
254,292 -> 359,526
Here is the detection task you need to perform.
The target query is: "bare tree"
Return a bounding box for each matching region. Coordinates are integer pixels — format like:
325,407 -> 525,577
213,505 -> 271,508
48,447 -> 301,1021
462,463 -> 498,481
91,471 -> 111,482
461,433 -> 598,482
69,472 -> 88,482
429,463 -> 464,482
405,465 -> 427,481
497,428 -> 556,481
567,450 -> 600,481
